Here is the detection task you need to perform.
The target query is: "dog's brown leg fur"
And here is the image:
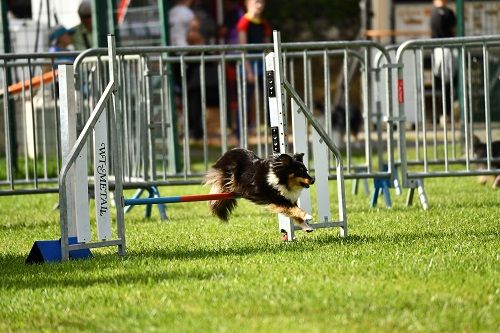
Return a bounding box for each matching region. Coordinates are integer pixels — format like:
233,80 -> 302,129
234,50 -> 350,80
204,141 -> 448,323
493,176 -> 500,189
266,204 -> 310,223
478,175 -> 490,185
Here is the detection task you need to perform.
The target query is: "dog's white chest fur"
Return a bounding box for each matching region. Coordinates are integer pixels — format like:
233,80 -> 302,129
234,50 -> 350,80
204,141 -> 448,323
267,171 -> 302,203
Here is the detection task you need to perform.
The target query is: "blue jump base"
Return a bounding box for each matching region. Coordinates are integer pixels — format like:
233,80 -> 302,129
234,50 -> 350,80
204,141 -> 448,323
370,178 -> 393,208
26,237 -> 92,264
370,164 -> 400,208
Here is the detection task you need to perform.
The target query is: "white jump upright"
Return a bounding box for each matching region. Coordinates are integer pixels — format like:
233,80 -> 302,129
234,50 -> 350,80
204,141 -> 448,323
264,34 -> 299,240
93,86 -> 112,241
58,64 -> 78,240
266,30 -> 348,240
58,34 -> 125,261
59,64 -> 91,243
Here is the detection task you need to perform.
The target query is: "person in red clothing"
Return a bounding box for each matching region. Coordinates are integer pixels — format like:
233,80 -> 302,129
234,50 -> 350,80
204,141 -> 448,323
237,0 -> 271,83
219,0 -> 245,136
236,0 -> 271,135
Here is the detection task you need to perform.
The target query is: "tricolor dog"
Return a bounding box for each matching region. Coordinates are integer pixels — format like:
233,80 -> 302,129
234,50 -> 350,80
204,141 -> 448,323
204,148 -> 315,232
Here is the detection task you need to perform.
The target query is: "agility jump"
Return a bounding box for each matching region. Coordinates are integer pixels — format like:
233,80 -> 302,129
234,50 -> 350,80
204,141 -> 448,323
264,31 -> 347,240
28,31 -> 348,263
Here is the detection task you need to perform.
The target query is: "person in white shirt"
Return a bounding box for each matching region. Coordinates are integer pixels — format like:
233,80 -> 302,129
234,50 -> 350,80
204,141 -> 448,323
169,0 -> 208,139
169,0 -> 196,46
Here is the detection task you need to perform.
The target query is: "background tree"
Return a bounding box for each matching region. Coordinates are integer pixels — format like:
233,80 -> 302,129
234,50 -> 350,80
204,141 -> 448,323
265,0 -> 361,41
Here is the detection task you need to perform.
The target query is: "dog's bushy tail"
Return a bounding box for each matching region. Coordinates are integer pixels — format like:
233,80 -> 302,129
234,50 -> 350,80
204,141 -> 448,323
210,196 -> 237,222
203,168 -> 238,222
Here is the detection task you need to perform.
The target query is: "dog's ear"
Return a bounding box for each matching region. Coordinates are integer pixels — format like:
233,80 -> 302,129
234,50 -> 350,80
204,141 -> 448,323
276,153 -> 293,165
472,135 -> 481,145
293,153 -> 304,162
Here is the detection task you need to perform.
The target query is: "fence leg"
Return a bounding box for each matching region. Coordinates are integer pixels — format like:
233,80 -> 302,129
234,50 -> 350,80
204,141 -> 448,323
393,177 -> 402,196
406,187 -> 415,207
352,178 -> 369,196
370,188 -> 379,208
352,166 -> 370,196
362,179 -> 370,196
391,164 -> 402,196
145,193 -> 153,219
352,179 -> 359,195
406,179 -> 428,209
382,186 -> 392,208
417,179 -> 429,210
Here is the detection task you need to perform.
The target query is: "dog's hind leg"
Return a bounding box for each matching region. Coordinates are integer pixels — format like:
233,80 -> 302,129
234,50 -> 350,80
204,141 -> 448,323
493,176 -> 500,189
478,175 -> 490,185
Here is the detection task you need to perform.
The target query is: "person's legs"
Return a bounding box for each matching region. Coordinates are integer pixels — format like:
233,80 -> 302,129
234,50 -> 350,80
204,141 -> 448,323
226,63 -> 239,132
187,89 -> 203,140
434,76 -> 452,125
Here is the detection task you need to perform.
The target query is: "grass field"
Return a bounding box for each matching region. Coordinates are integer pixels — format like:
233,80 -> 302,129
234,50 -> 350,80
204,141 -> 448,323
0,176 -> 498,332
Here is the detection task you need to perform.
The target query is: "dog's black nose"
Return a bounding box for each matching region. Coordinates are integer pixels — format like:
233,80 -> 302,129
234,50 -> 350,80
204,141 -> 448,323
310,177 -> 315,184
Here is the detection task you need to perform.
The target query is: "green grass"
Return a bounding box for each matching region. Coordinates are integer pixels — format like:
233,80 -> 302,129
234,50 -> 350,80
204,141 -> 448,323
0,177 -> 498,332
0,157 -> 60,180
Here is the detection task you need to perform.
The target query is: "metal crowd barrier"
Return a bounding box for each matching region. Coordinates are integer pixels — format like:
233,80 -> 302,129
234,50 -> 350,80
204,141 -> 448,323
2,35 -> 499,209
0,51 -> 79,195
10,36 -> 499,207
68,40 -> 396,190
395,35 -> 500,207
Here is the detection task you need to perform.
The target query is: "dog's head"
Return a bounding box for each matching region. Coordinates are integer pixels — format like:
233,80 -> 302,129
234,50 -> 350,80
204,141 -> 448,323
271,153 -> 315,189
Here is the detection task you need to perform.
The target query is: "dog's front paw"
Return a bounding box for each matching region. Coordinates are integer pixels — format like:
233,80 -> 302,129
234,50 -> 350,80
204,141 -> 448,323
299,221 -> 314,233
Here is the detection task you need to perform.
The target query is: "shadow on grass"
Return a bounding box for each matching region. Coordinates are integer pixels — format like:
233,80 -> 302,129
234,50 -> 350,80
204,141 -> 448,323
0,252 -> 227,290
1,228 -> 496,290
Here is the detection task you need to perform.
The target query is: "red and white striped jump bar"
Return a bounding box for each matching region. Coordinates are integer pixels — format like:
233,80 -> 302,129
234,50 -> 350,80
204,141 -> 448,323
123,192 -> 236,206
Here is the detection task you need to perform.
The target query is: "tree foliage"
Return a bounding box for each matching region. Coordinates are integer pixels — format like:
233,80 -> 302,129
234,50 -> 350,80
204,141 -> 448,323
264,0 -> 361,41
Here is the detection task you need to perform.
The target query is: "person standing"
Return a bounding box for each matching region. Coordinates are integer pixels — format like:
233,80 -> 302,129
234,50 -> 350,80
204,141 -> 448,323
48,25 -> 75,65
236,0 -> 271,134
430,0 -> 456,39
219,0 -> 244,136
71,1 -> 93,50
169,0 -> 206,139
168,0 -> 200,46
221,0 -> 244,45
430,0 -> 456,125
237,0 -> 271,85
47,25 -> 75,97
191,0 -> 217,44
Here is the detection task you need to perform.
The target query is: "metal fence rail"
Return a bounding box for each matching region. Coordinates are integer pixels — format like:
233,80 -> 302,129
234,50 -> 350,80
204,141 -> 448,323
70,41 -> 396,186
1,39 -> 397,196
7,35 -> 499,207
0,51 -> 80,195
